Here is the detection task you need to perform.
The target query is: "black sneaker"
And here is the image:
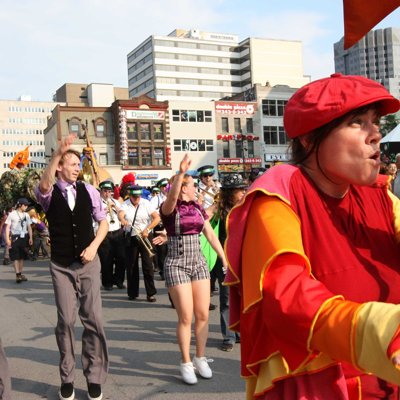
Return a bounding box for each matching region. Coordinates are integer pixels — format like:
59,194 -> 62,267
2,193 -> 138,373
59,382 -> 74,400
87,383 -> 102,400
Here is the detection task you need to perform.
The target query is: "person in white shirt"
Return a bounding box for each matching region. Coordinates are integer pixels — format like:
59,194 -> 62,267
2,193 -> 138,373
119,185 -> 161,302
98,180 -> 127,291
197,165 -> 220,210
4,198 -> 33,283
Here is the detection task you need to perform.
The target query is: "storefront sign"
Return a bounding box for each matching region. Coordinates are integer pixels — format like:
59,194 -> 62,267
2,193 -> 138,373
125,110 -> 165,120
215,102 -> 256,115
218,157 -> 262,165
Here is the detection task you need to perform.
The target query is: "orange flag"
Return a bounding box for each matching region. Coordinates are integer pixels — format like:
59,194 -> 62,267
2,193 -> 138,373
9,146 -> 30,169
343,0 -> 400,49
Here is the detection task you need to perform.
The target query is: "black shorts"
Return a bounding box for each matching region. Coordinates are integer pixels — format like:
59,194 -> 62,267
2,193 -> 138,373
9,235 -> 29,261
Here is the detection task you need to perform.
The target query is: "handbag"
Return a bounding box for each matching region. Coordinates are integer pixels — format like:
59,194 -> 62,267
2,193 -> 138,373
124,205 -> 139,247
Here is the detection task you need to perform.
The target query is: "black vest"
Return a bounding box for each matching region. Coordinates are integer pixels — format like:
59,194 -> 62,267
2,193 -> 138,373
46,181 -> 95,266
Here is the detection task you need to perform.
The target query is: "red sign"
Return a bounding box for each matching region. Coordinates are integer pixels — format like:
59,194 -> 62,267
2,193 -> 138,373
218,157 -> 262,165
215,101 -> 257,115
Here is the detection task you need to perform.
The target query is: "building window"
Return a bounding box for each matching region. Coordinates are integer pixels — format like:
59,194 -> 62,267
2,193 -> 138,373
246,118 -> 253,133
99,153 -> 108,165
263,126 -> 288,145
247,141 -> 255,157
223,141 -> 230,157
262,99 -> 287,116
173,139 -> 214,152
69,118 -> 82,137
171,109 -> 213,122
140,123 -> 150,140
153,123 -> 164,140
154,148 -> 165,166
128,147 -> 139,166
235,141 -> 243,158
127,122 -> 138,140
94,118 -> 106,137
221,118 -> 229,132
234,118 -> 241,133
204,111 -> 212,122
141,147 -> 152,166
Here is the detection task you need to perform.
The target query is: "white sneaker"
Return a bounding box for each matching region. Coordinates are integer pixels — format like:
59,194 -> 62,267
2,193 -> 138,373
180,362 -> 198,384
193,356 -> 212,379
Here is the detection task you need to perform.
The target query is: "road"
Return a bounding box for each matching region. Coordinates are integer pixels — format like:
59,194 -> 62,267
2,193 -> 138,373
0,257 -> 245,399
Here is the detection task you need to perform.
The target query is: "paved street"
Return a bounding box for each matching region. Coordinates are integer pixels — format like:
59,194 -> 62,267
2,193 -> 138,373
0,257 -> 245,400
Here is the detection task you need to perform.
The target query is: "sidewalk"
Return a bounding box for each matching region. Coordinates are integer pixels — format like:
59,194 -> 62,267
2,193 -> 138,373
0,257 -> 245,399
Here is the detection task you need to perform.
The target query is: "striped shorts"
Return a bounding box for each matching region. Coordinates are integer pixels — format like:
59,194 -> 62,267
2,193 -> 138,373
164,234 -> 210,288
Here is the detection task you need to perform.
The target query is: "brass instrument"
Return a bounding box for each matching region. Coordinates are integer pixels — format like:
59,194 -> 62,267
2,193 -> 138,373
106,200 -> 116,224
134,229 -> 155,258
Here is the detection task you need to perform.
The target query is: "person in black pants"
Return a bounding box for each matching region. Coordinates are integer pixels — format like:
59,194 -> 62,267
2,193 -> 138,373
119,185 -> 160,302
98,180 -> 127,290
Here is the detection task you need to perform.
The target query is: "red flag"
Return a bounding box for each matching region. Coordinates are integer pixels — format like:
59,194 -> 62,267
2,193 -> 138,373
343,0 -> 400,49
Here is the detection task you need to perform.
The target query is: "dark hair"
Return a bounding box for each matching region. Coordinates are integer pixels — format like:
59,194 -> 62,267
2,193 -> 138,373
218,188 -> 241,221
289,104 -> 381,166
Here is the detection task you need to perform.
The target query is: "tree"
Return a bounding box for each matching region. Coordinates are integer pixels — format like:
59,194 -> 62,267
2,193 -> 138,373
381,114 -> 399,137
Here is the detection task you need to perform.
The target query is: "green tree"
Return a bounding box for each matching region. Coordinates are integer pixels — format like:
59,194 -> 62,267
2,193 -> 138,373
381,114 -> 399,137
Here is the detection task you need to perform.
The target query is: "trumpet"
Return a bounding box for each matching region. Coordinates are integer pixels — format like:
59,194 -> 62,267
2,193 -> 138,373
134,229 -> 155,258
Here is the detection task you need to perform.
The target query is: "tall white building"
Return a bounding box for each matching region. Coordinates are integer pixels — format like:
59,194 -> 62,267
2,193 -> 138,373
334,27 -> 400,99
127,28 -> 310,101
0,96 -> 63,175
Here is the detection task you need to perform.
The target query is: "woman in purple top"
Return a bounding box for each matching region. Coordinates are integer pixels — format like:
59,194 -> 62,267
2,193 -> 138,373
160,154 -> 227,385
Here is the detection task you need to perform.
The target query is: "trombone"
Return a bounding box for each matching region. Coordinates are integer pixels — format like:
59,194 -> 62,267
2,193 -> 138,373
134,229 -> 155,258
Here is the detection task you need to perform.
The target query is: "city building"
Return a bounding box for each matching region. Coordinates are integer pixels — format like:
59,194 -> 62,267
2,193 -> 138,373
127,28 -> 310,101
334,27 -> 400,99
0,96 -> 64,175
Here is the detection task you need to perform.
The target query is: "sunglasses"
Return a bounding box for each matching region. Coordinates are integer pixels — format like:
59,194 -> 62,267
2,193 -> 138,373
201,173 -> 214,178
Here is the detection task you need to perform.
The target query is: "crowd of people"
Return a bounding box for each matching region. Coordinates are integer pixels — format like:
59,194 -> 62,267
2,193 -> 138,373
1,73 -> 400,400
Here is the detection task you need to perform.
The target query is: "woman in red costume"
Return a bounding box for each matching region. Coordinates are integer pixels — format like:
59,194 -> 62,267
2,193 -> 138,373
225,73 -> 400,399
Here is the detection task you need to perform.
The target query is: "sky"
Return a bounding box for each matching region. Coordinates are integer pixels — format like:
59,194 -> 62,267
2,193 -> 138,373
1,0 -> 399,102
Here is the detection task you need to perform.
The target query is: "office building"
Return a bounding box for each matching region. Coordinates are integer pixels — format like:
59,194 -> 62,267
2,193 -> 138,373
127,28 -> 310,101
334,27 -> 400,99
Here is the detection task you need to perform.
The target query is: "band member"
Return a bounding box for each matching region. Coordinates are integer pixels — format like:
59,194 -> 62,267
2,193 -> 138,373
197,165 -> 219,209
119,185 -> 160,302
98,180 -> 127,290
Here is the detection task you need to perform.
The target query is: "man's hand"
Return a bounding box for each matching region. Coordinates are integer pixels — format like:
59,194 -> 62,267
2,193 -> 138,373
80,244 -> 97,264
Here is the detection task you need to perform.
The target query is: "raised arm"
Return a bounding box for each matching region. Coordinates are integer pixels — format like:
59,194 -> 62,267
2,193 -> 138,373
161,154 -> 191,216
39,134 -> 76,194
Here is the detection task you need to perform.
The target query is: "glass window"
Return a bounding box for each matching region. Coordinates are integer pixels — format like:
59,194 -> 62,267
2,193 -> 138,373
140,123 -> 150,140
197,111 -> 204,122
127,122 -> 138,140
262,99 -> 277,116
141,147 -> 152,166
279,127 -> 288,144
277,100 -> 287,116
205,140 -> 213,151
235,141 -> 243,158
128,147 -> 139,166
234,118 -> 241,133
198,140 -> 206,151
246,118 -> 253,133
153,123 -> 164,140
263,126 -> 278,144
154,148 -> 165,166
180,111 -> 188,122
174,139 -> 182,151
99,153 -> 108,165
247,141 -> 254,157
222,118 -> 229,132
223,141 -> 230,157
204,111 -> 212,122
69,118 -> 82,137
172,109 -> 180,121
94,119 -> 106,137
188,111 -> 197,122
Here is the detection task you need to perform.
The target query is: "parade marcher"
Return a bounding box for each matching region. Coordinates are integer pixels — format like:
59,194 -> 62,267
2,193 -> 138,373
4,198 -> 33,283
160,154 -> 228,385
206,173 -> 246,351
98,180 -> 127,290
0,338 -> 11,400
248,167 -> 266,184
197,165 -> 219,210
150,178 -> 169,280
225,73 -> 400,399
35,134 -> 109,400
392,153 -> 400,197
27,208 -> 49,260
119,185 -> 160,302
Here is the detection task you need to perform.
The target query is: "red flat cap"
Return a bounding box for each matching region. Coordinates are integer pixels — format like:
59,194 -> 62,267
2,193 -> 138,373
284,73 -> 400,138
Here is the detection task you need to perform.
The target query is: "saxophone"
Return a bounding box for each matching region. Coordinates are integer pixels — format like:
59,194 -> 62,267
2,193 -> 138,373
107,200 -> 116,224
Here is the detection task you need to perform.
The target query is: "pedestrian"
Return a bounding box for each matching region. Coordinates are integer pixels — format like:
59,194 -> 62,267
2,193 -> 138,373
206,173 -> 247,351
27,208 -> 49,260
160,154 -> 228,385
98,180 -> 126,290
35,134 -> 109,400
4,198 -> 33,283
119,185 -> 160,302
0,338 -> 11,400
225,73 -> 400,399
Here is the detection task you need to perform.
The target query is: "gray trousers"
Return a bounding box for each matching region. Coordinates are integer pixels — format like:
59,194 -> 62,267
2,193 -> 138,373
0,338 -> 11,400
50,255 -> 109,384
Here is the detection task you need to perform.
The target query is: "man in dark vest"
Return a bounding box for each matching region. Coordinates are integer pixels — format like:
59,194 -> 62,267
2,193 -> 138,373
35,134 -> 109,400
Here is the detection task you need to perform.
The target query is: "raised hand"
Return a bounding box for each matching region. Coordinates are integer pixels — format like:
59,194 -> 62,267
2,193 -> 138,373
179,154 -> 192,174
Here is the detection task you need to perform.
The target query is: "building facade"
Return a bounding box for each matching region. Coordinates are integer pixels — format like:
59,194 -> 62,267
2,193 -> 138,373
127,28 -> 310,102
334,27 -> 400,99
0,96 -> 63,175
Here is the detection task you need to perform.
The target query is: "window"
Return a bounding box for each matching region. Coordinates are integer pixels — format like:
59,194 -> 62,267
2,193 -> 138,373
140,123 -> 150,140
173,139 -> 214,152
141,147 -> 152,166
235,141 -> 243,158
153,123 -> 164,140
197,111 -> 204,122
69,118 -> 82,137
246,118 -> 253,133
171,109 -> 212,123
234,118 -> 241,133
154,148 -> 165,166
223,141 -> 230,157
247,141 -> 254,157
94,118 -> 106,137
127,122 -> 138,140
262,99 -> 287,116
222,118 -> 229,132
263,126 -> 288,145
128,147 -> 139,166
204,111 -> 212,122
172,110 -> 180,122
99,153 -> 108,165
